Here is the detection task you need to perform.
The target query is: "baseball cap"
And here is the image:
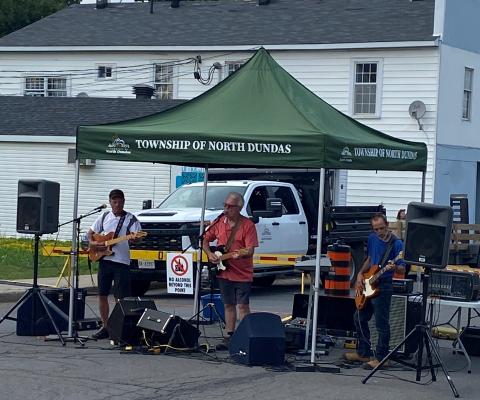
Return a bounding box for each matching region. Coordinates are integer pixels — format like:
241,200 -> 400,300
109,189 -> 125,199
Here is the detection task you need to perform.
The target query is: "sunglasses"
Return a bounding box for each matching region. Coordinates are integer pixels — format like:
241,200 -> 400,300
223,203 -> 240,208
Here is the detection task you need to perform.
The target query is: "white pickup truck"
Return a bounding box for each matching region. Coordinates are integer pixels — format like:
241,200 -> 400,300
128,180 -> 309,294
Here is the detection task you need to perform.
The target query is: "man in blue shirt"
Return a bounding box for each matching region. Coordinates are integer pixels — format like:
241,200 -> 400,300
344,212 -> 405,369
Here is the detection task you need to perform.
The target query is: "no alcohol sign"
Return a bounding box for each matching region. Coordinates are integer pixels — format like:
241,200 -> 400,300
166,253 -> 194,294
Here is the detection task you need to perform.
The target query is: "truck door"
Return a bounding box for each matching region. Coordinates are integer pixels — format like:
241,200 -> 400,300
247,184 -> 308,254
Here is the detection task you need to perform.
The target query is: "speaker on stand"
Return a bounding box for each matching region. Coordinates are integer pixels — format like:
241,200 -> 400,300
0,180 -> 67,344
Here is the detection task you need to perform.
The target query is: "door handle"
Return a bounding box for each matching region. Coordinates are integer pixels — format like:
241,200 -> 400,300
272,222 -> 280,226
299,221 -> 306,225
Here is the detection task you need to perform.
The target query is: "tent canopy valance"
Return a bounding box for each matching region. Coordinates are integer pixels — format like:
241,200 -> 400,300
77,48 -> 427,172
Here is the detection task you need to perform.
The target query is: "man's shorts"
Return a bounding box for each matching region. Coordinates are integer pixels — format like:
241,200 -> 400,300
217,278 -> 252,305
97,259 -> 131,298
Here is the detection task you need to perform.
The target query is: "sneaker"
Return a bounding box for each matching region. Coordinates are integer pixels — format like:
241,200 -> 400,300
362,358 -> 389,370
91,326 -> 109,340
343,352 -> 370,363
215,336 -> 230,351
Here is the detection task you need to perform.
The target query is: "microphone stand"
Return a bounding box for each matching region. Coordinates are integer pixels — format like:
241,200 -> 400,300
49,207 -> 105,345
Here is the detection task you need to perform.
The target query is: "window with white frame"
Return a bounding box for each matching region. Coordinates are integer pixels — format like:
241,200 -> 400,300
226,61 -> 244,77
96,64 -> 116,80
24,76 -> 67,97
154,63 -> 174,99
353,62 -> 380,116
463,67 -> 473,120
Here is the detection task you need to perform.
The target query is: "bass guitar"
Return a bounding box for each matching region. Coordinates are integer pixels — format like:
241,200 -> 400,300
212,246 -> 250,271
89,231 -> 147,262
355,251 -> 403,310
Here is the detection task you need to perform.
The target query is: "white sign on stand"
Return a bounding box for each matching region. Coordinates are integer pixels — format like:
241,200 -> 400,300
166,252 -> 194,294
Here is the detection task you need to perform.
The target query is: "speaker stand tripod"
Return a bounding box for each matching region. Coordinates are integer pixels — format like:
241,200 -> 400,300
0,234 -> 68,345
190,265 -> 225,331
362,270 -> 459,398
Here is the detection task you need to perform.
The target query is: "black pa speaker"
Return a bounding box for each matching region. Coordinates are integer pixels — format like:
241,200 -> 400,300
16,179 -> 60,234
229,312 -> 285,365
404,202 -> 453,269
16,289 -> 86,336
137,309 -> 200,348
107,298 -> 157,346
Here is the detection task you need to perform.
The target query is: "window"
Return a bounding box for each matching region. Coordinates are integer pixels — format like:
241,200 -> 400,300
463,67 -> 474,120
225,61 -> 243,77
96,64 -> 116,80
247,186 -> 299,215
24,76 -> 67,97
154,64 -> 174,99
353,61 -> 380,116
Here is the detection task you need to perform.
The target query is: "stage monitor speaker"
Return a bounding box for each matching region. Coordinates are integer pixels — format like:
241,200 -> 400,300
137,309 -> 200,349
404,202 -> 453,269
368,295 -> 422,355
16,179 -> 60,235
107,298 -> 157,346
16,288 -> 86,336
229,312 -> 285,366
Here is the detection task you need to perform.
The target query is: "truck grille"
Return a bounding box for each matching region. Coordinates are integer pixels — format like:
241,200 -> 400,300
132,222 -> 197,252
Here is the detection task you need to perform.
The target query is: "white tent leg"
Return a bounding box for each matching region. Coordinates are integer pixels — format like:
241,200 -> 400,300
193,167 -> 209,315
421,170 -> 426,202
310,168 -> 325,364
68,159 -> 80,338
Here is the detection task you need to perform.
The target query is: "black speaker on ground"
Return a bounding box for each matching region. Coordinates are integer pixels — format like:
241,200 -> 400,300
16,179 -> 60,234
16,289 -> 86,336
137,309 -> 200,348
404,202 -> 453,269
229,312 -> 285,366
107,298 -> 157,345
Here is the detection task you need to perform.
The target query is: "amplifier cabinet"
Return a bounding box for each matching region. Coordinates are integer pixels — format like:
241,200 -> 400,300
429,270 -> 480,301
368,295 -> 422,355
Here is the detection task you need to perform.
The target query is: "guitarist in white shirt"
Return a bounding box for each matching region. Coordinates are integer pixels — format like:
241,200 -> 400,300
344,212 -> 405,369
88,189 -> 142,340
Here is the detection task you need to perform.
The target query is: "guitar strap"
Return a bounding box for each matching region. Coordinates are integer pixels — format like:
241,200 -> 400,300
225,218 -> 243,252
379,235 -> 395,269
113,212 -> 127,239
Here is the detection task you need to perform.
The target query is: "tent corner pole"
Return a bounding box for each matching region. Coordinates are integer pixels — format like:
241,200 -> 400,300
193,166 -> 209,316
310,168 -> 325,364
421,170 -> 426,202
68,159 -> 80,338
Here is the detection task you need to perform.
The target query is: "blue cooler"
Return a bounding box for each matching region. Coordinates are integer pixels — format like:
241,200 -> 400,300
201,293 -> 225,322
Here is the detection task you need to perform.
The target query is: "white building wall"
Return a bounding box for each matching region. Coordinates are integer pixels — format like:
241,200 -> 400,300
0,47 -> 438,223
0,139 -> 172,239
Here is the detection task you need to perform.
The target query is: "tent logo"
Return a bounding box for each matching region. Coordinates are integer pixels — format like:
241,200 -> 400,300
106,135 -> 131,154
340,146 -> 352,162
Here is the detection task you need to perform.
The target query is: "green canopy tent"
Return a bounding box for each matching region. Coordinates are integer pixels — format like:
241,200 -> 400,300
75,48 -> 428,361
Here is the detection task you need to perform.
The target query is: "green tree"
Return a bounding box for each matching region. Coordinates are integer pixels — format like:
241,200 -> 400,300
0,0 -> 80,38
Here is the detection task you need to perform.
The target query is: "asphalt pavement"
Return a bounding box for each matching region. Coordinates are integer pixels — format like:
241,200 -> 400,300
0,276 -> 478,400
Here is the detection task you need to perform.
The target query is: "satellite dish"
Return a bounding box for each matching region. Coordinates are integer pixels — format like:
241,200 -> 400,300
408,100 -> 426,120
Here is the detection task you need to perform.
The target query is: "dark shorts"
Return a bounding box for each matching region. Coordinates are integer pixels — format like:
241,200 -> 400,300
217,278 -> 252,305
98,259 -> 131,299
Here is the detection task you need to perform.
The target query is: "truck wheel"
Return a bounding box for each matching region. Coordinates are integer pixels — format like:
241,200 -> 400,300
252,276 -> 276,287
349,243 -> 366,286
131,280 -> 151,297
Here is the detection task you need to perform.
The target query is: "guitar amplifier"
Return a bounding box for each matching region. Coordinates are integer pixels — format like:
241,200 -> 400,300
393,278 -> 414,294
429,270 -> 480,301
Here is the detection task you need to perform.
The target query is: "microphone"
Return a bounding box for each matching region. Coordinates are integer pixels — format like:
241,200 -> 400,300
93,204 -> 108,211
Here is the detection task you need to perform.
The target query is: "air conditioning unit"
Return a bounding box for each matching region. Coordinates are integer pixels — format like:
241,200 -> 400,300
67,148 -> 96,167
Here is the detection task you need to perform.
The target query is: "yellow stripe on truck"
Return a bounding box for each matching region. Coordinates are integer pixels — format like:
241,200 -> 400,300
130,250 -> 302,265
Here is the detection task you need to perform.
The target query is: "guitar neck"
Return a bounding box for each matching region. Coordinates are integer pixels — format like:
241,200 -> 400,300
105,233 -> 134,246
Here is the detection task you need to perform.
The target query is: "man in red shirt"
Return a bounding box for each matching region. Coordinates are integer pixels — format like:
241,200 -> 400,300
203,192 -> 259,348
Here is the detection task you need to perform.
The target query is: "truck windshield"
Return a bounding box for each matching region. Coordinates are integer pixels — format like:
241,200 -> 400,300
158,186 -> 247,210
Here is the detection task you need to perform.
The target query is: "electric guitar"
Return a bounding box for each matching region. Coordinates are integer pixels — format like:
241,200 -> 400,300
212,246 -> 250,271
355,251 -> 403,310
89,231 -> 147,261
